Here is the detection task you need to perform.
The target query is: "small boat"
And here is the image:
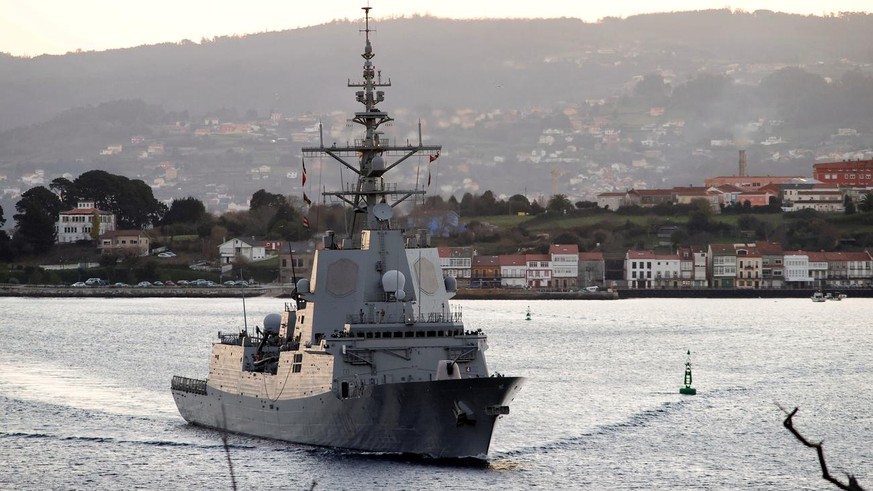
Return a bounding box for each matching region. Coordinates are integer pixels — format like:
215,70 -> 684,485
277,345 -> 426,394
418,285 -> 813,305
811,291 -> 826,302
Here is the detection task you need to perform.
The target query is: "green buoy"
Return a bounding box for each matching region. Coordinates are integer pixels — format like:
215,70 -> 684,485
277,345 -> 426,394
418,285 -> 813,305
525,306 -> 531,321
679,349 -> 697,395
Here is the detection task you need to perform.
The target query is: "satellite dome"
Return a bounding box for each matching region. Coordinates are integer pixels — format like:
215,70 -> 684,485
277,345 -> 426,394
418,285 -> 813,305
263,313 -> 282,334
444,276 -> 457,293
296,278 -> 310,294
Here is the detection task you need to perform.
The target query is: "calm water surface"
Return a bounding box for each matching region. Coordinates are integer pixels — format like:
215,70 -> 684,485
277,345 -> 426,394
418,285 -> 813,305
1,297 -> 871,490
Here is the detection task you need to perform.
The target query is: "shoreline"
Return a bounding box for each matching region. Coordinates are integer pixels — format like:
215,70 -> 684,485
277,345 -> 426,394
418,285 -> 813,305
0,284 -> 279,298
2,284 -> 869,299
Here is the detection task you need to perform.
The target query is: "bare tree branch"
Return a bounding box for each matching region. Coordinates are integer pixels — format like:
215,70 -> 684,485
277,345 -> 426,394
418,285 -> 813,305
778,404 -> 864,491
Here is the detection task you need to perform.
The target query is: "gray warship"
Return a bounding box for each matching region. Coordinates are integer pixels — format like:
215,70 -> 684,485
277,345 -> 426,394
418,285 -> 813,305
171,6 -> 524,459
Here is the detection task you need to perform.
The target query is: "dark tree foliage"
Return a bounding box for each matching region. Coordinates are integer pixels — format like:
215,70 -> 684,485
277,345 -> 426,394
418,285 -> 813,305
508,194 -> 532,214
49,177 -> 79,209
250,189 -> 287,212
13,186 -> 62,254
547,194 -> 574,214
60,170 -> 166,229
844,195 -> 856,215
267,202 -> 308,241
860,193 -> 873,213
0,204 -> 11,261
162,196 -> 207,225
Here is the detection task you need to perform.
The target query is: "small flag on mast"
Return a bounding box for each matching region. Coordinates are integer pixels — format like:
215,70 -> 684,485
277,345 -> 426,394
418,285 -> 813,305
429,151 -> 440,163
302,216 -> 310,230
302,159 -> 308,186
303,192 -> 312,207
427,171 -> 431,187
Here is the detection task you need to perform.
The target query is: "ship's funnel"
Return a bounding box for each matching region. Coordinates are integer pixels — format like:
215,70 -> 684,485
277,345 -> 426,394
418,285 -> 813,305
381,270 -> 406,293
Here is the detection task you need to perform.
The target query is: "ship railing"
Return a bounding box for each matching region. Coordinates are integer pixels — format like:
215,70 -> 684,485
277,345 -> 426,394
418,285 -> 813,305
171,375 -> 207,395
346,309 -> 462,325
217,331 -> 255,346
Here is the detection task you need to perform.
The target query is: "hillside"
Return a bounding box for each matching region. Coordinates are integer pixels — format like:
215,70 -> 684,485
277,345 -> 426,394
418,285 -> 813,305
2,10 -> 873,207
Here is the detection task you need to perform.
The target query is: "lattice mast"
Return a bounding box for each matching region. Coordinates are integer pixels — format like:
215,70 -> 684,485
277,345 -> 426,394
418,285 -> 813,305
302,6 -> 441,235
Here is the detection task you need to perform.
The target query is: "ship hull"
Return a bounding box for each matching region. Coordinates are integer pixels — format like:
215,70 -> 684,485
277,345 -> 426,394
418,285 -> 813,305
172,376 -> 524,459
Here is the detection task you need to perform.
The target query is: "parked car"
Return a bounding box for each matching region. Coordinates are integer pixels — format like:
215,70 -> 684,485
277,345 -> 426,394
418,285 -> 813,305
157,251 -> 176,258
85,278 -> 106,286
152,281 -> 164,286
176,280 -> 189,286
113,282 -> 129,287
71,282 -> 87,287
164,280 -> 176,287
135,281 -> 152,287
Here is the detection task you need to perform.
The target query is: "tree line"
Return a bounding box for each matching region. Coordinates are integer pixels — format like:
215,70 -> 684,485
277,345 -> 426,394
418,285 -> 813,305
1,170 -> 318,262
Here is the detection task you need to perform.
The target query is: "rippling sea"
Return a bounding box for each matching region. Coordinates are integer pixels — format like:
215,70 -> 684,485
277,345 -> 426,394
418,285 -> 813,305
1,297 -> 871,490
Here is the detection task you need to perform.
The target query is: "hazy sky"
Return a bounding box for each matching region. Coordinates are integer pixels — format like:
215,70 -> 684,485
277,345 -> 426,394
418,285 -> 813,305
3,1 -> 872,56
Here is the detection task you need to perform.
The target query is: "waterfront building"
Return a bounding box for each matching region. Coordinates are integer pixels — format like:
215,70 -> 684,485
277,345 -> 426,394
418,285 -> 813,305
499,255 -> 527,289
471,255 -> 501,288
708,244 -> 737,288
437,246 -> 474,287
822,251 -> 873,288
525,253 -> 552,288
550,244 -> 579,290
56,201 -> 116,243
578,252 -> 605,289
677,247 -> 707,288
625,250 -> 681,289
756,241 -> 785,289
783,251 -> 814,288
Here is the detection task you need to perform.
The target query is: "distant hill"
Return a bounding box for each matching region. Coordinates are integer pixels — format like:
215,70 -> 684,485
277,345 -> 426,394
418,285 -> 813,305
1,10 -> 872,132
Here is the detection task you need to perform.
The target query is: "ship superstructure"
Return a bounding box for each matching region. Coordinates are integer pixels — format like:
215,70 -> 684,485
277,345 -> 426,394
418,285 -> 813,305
171,7 -> 524,459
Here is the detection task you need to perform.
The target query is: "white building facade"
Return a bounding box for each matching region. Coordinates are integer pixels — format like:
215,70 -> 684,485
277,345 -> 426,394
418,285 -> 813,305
56,201 -> 116,243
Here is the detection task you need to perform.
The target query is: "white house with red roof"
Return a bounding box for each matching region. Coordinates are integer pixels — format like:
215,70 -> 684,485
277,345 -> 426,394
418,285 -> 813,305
56,201 -> 116,243
525,253 -> 551,288
498,254 -> 527,288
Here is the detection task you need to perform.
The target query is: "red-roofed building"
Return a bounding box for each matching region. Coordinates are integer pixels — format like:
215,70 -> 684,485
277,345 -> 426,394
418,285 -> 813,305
708,243 -> 764,288
499,255 -> 527,288
525,254 -> 551,288
813,159 -> 873,187
437,246 -> 474,286
56,201 -> 116,243
471,255 -> 501,288
823,251 -> 873,288
677,246 -> 707,288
